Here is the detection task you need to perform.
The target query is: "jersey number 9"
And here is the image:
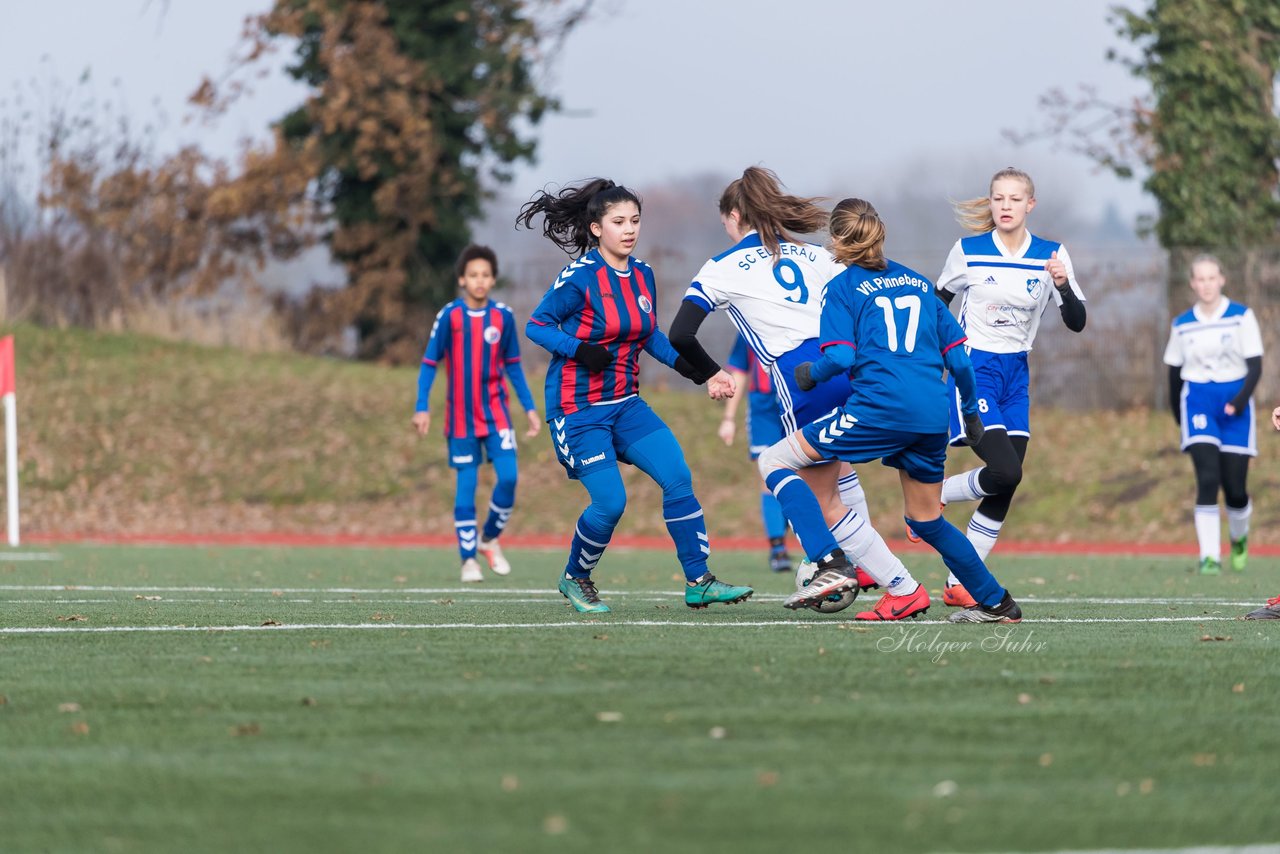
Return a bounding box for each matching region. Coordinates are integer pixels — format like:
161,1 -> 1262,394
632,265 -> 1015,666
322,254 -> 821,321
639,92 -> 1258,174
773,260 -> 808,304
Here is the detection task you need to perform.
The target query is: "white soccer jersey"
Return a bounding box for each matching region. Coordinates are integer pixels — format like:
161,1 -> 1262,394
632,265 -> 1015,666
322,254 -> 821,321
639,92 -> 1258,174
683,231 -> 846,367
937,231 -> 1085,354
1163,299 -> 1263,383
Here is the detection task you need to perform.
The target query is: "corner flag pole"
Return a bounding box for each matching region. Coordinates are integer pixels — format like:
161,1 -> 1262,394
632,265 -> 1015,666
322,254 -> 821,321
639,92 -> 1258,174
0,336 -> 17,546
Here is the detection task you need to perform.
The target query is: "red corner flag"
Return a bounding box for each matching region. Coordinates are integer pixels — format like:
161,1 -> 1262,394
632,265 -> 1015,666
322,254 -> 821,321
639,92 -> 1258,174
0,336 -> 13,397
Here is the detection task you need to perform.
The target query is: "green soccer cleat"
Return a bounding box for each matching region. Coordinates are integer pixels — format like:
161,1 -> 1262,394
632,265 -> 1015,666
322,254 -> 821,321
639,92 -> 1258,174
685,574 -> 754,609
1230,536 -> 1248,572
558,575 -> 611,614
1198,556 -> 1221,576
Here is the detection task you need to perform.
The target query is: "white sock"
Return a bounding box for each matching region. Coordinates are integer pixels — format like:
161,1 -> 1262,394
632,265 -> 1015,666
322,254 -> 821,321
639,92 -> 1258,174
831,510 -> 918,596
1194,504 -> 1220,560
966,510 -> 1003,563
1227,502 -> 1252,542
942,467 -> 988,505
838,470 -> 872,526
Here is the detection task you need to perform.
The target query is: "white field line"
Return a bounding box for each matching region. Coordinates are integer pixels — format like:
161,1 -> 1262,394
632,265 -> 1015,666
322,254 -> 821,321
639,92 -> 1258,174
0,614 -> 1251,635
0,595 -> 1264,609
0,552 -> 61,561
0,584 -> 1266,608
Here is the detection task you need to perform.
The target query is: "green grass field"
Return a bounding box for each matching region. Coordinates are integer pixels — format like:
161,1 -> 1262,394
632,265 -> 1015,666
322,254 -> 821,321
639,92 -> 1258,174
2,544 -> 1278,853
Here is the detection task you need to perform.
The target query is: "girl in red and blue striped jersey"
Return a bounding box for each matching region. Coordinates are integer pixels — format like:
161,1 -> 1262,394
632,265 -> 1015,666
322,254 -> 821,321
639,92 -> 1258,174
519,178 -> 753,613
414,245 -> 541,582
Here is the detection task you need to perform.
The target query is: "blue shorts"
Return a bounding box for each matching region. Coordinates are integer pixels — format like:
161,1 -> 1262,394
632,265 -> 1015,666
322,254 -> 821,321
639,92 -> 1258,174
948,349 -> 1030,446
802,407 -> 950,483
550,396 -> 668,480
1180,380 -> 1257,456
747,396 -> 785,460
448,431 -> 517,469
771,339 -> 855,433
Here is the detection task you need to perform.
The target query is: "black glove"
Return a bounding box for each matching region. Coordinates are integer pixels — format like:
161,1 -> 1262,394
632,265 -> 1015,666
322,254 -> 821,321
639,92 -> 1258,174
574,342 -> 614,373
962,411 -> 985,446
794,362 -> 817,392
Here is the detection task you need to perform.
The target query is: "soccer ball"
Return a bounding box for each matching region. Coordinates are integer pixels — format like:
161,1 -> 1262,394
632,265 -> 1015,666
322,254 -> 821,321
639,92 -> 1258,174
795,559 -> 858,614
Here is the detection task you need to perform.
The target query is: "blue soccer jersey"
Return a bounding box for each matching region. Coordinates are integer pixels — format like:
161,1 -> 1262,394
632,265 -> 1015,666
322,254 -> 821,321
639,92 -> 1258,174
526,249 -> 682,421
419,299 -> 535,439
818,259 -> 968,433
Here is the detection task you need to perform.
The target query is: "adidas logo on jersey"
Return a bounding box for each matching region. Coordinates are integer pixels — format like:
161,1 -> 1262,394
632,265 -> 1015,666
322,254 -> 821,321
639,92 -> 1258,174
983,275 -> 998,285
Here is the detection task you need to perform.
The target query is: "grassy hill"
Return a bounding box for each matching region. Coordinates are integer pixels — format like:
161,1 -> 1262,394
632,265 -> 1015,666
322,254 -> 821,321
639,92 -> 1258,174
5,322 -> 1276,545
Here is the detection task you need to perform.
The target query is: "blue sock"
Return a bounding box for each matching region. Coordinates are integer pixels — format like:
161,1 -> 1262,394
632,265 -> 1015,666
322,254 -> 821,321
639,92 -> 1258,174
566,467 -> 626,579
764,469 -> 838,562
761,491 -> 787,541
906,515 -> 1005,607
482,455 -> 518,541
663,493 -> 709,582
454,505 -> 478,560
454,466 -> 479,560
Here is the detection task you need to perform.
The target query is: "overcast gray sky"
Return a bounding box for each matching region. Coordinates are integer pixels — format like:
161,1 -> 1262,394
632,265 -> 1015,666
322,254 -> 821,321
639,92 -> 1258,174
0,0 -> 1153,220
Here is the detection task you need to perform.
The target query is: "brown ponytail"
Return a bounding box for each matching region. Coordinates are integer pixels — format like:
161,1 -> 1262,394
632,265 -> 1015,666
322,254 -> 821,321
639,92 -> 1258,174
718,166 -> 826,260
827,198 -> 887,270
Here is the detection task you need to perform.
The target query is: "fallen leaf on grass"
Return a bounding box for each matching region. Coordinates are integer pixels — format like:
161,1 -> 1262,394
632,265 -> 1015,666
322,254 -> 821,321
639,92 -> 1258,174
371,612 -> 394,622
595,711 -> 623,722
230,722 -> 261,737
56,615 -> 87,622
134,595 -> 162,601
58,702 -> 81,713
709,726 -> 726,740
0,695 -> 7,706
260,619 -> 281,627
1232,683 -> 1245,693
501,774 -> 519,792
69,721 -> 90,736
592,634 -> 608,641
543,815 -> 568,835
1192,753 -> 1217,766
1200,635 -> 1232,642
301,697 -> 317,707
1017,693 -> 1033,705
1039,753 -> 1053,767
432,598 -> 454,606
1139,778 -> 1155,794
393,575 -> 408,584
757,771 -> 780,787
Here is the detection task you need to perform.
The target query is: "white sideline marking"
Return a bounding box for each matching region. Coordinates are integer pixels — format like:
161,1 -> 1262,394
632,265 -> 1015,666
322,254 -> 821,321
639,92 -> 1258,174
0,552 -> 61,561
0,614 -> 1248,635
0,584 -> 1267,607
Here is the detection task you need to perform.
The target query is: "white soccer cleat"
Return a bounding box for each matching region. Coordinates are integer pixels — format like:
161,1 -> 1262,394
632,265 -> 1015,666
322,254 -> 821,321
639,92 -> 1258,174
460,558 -> 484,583
478,538 -> 511,576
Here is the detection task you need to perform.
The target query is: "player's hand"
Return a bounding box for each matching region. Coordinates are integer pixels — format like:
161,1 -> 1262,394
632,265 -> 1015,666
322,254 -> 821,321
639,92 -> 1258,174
706,370 -> 737,401
794,362 -> 817,392
574,342 -> 614,373
1224,403 -> 1238,417
1046,251 -> 1069,287
412,411 -> 431,437
525,410 -> 542,438
1271,406 -> 1280,431
718,418 -> 736,446
962,411 -> 985,446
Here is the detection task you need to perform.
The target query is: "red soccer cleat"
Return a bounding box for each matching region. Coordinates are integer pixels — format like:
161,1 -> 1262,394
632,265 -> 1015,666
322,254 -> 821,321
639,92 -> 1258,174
854,585 -> 931,621
855,566 -> 879,591
942,581 -> 977,608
